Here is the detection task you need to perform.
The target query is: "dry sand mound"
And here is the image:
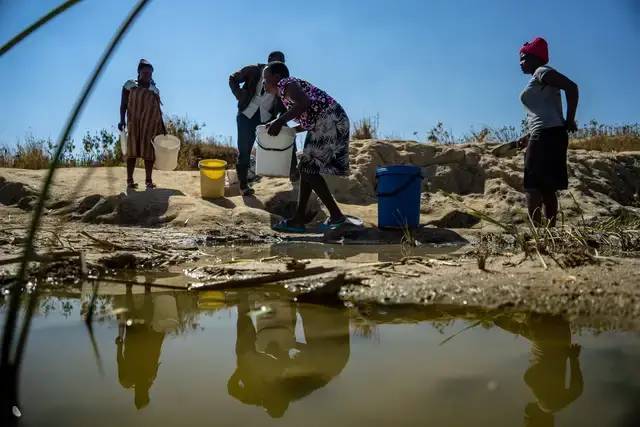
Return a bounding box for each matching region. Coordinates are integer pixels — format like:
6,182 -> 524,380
1,141 -> 638,229
327,140 -> 640,226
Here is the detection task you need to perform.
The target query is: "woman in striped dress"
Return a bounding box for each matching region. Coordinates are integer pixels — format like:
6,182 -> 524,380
118,59 -> 166,189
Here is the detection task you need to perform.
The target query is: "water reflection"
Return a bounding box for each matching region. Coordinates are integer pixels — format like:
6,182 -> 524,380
229,295 -> 350,418
494,313 -> 584,427
113,286 -> 178,409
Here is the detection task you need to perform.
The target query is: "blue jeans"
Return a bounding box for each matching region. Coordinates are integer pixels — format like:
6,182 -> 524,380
236,110 -> 262,189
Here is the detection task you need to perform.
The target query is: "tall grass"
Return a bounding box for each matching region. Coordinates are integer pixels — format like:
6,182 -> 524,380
425,119 -> 640,150
0,116 -> 238,170
352,115 -> 379,140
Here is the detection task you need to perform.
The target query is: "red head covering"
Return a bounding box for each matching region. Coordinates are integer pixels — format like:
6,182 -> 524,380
520,37 -> 549,65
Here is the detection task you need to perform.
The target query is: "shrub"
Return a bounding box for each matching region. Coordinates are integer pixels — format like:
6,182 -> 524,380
352,115 -> 379,140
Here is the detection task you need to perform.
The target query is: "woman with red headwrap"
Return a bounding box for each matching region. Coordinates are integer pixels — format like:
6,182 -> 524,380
517,37 -> 579,226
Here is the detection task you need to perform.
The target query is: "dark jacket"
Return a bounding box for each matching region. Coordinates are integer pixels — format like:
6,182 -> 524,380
229,63 -> 285,118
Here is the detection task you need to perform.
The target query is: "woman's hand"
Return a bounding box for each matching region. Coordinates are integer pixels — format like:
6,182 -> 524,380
294,125 -> 305,133
516,134 -> 529,150
266,119 -> 284,136
565,119 -> 578,133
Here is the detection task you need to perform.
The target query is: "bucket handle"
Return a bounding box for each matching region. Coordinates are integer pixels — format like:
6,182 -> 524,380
376,173 -> 423,198
256,141 -> 295,152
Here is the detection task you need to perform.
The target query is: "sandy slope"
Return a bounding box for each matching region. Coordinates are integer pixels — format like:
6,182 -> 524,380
1,140 -> 639,230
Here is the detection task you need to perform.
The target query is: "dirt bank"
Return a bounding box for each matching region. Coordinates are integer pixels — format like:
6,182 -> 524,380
2,141 -> 639,231
1,141 -> 640,327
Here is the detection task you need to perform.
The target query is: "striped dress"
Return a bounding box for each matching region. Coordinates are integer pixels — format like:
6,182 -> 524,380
124,80 -> 164,161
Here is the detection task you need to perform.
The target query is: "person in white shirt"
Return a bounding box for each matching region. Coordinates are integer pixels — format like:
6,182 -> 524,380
229,51 -> 293,196
516,37 -> 579,227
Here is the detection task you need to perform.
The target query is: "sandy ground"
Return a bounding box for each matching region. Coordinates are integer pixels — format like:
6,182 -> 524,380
1,141 -> 640,328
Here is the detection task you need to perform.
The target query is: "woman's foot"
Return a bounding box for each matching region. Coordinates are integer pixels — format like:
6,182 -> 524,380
145,181 -> 156,190
328,215 -> 347,225
127,181 -> 138,189
273,218 -> 307,233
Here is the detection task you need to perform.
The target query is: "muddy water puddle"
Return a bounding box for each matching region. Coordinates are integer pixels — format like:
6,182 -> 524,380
197,241 -> 465,264
4,285 -> 640,427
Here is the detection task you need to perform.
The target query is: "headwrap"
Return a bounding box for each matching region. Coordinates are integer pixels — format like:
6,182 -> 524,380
520,37 -> 549,65
137,58 -> 154,72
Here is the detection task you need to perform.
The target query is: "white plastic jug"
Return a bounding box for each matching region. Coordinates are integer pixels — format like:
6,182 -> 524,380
255,125 -> 296,177
152,134 -> 181,170
119,130 -> 127,157
151,294 -> 179,333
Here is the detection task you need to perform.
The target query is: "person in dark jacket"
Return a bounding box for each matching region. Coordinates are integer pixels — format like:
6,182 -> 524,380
229,51 -> 297,195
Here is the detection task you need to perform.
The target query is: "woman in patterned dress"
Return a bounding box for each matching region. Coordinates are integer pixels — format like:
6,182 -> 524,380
263,62 -> 350,233
118,59 -> 166,189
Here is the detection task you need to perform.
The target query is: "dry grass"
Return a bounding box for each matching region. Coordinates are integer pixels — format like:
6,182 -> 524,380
569,135 -> 640,152
352,115 -> 379,140
177,139 -> 237,170
0,116 -> 239,171
0,140 -> 51,169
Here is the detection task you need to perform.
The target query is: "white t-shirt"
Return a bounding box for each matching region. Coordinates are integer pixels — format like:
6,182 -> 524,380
520,66 -> 565,134
242,77 -> 276,123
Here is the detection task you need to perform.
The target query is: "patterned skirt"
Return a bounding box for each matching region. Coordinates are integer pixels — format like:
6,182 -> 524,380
299,103 -> 350,176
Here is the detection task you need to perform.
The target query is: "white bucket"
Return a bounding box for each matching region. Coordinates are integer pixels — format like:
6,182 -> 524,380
254,301 -> 296,357
152,135 -> 181,170
255,125 -> 296,177
119,130 -> 128,157
151,294 -> 179,333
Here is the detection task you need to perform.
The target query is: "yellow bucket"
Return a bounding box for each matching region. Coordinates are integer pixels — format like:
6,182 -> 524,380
197,291 -> 226,310
198,159 -> 227,199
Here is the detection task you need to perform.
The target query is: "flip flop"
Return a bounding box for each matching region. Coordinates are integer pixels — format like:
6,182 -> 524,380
317,216 -> 354,232
272,219 -> 307,233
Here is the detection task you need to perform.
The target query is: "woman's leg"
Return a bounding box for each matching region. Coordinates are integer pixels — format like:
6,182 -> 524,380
526,190 -> 544,226
288,173 -> 313,227
144,160 -> 154,184
126,158 -> 136,184
542,191 -> 559,227
305,173 -> 344,223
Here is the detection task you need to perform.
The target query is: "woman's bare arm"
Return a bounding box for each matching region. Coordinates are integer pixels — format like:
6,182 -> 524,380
119,88 -> 129,131
541,69 -> 579,131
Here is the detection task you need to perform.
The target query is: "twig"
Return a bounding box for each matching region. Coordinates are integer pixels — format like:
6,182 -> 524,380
96,277 -> 186,291
189,266 -> 335,291
0,250 -> 79,266
80,231 -> 134,251
373,268 -> 421,278
439,320 -> 483,346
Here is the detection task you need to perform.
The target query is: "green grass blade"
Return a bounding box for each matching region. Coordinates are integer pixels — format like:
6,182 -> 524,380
0,0 -> 83,57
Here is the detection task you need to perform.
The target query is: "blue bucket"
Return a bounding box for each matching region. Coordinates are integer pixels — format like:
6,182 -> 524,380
376,165 -> 423,229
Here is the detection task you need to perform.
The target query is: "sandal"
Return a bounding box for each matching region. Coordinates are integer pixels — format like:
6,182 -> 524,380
127,182 -> 138,189
145,181 -> 156,190
318,215 -> 364,232
318,216 -> 348,232
272,219 -> 306,233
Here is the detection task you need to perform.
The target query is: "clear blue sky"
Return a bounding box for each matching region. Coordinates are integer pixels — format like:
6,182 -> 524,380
1,0 -> 639,147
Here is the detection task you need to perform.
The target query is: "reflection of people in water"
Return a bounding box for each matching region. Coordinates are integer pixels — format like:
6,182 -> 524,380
228,298 -> 350,418
494,313 -> 583,427
114,286 -> 167,410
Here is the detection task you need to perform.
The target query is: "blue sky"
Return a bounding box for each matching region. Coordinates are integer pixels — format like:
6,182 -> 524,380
1,0 -> 639,147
